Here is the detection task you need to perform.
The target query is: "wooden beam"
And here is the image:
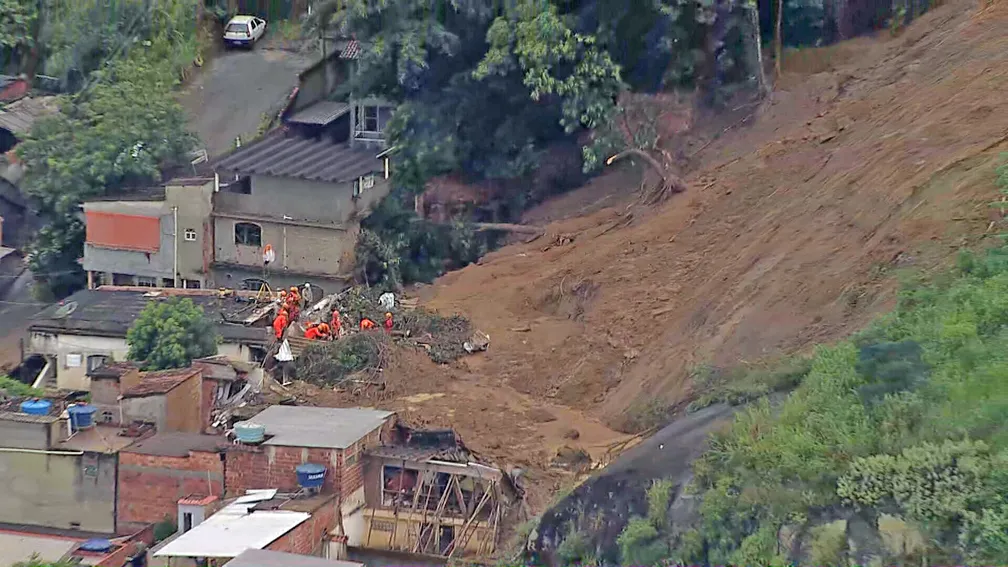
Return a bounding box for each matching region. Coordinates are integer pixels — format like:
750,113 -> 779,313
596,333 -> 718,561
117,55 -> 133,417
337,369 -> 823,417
388,459 -> 406,550
453,476 -> 469,517
405,470 -> 430,551
412,474 -> 438,553
447,482 -> 493,558
418,475 -> 454,554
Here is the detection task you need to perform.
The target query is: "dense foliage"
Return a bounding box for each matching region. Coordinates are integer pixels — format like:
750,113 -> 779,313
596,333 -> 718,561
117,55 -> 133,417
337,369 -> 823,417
17,0 -> 200,297
629,238 -> 1008,565
126,297 -> 219,370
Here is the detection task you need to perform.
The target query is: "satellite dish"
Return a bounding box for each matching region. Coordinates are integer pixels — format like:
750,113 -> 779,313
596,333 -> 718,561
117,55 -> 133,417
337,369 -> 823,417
52,301 -> 78,319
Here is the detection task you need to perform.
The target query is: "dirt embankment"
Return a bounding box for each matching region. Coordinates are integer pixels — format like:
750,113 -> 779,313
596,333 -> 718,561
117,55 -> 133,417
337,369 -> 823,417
419,0 -> 1008,434
293,0 -> 1008,516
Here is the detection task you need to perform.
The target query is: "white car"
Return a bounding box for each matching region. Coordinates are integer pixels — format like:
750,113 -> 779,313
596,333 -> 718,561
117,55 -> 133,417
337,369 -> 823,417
223,15 -> 266,49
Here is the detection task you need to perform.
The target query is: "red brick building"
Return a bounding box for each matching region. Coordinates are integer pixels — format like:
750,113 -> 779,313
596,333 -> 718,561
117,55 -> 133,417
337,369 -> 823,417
116,432 -> 227,531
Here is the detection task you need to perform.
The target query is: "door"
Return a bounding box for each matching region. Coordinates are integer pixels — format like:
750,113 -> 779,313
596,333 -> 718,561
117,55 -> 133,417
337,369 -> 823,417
183,512 -> 193,532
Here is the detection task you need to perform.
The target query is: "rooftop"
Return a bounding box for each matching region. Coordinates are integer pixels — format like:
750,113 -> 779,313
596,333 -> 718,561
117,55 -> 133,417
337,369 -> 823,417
154,490 -> 311,558
0,410 -> 60,424
286,101 -> 351,127
0,95 -> 58,135
193,355 -> 254,381
29,288 -> 270,344
121,367 -> 201,398
123,432 -> 227,457
243,405 -> 394,449
87,361 -> 139,380
0,530 -> 80,567
213,130 -> 381,183
58,424 -> 142,453
225,549 -> 364,567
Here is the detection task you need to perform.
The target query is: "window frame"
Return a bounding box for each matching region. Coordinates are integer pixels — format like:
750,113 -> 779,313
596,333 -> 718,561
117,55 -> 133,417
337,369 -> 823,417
184,229 -> 197,242
234,222 -> 262,247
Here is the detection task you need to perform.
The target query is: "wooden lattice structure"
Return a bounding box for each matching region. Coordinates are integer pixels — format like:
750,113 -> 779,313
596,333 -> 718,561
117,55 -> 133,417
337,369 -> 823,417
361,450 -> 516,558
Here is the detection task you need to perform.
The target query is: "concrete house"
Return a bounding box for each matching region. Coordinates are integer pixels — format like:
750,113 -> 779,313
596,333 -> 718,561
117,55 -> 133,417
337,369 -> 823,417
82,177 -> 216,289
0,397 -> 148,534
27,287 -> 269,391
210,39 -> 395,294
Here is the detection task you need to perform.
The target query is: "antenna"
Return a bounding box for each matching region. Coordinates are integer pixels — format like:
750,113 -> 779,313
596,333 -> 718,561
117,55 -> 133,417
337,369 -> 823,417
52,301 -> 78,319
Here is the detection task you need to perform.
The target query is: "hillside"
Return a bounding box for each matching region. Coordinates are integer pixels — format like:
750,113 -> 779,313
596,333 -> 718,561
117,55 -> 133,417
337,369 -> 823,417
295,0 -> 1008,515
419,0 -> 1007,430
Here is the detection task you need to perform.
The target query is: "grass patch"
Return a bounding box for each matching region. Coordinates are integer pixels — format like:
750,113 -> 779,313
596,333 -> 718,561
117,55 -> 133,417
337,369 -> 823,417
686,355 -> 813,412
0,376 -> 44,397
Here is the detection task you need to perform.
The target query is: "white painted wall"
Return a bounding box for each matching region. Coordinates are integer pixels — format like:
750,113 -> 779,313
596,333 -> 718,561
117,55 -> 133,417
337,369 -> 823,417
29,332 -> 257,392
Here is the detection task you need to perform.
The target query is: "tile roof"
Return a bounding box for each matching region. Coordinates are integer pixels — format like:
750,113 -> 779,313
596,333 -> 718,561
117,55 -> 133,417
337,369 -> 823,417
243,405 -> 394,449
123,432 -> 228,457
29,289 -> 270,344
212,131 -> 381,183
286,101 -> 350,126
87,361 -> 139,379
339,40 -> 360,60
0,96 -> 58,135
121,368 -> 200,398
0,410 -> 60,424
178,494 -> 219,506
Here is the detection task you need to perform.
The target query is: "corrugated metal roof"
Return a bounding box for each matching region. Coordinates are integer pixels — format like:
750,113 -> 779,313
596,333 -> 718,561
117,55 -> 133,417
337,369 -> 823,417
213,132 -> 381,183
340,40 -> 360,60
153,493 -> 310,558
0,96 -> 58,135
225,549 -> 363,567
286,101 -> 350,126
121,368 -> 201,398
244,405 -> 393,449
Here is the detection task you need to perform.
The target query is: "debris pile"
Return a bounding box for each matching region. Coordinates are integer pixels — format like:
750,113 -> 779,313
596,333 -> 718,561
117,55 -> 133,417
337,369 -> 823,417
295,332 -> 390,388
400,310 -> 475,363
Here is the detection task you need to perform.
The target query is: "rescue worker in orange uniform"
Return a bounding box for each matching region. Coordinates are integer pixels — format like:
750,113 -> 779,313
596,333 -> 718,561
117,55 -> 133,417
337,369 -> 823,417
316,322 -> 331,340
359,312 -> 376,330
289,286 -> 301,305
272,309 -> 289,340
383,312 -> 394,334
331,310 -> 342,338
304,322 -> 322,340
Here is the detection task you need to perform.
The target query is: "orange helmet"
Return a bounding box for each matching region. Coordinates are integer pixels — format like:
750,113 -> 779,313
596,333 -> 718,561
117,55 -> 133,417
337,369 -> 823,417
385,312 -> 392,319
319,323 -> 330,332
290,286 -> 298,292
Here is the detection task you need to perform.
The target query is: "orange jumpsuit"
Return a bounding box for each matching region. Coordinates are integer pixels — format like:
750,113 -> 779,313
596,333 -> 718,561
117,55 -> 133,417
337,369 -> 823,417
304,325 -> 322,340
383,315 -> 393,334
331,311 -> 342,337
272,314 -> 288,339
360,318 -> 376,330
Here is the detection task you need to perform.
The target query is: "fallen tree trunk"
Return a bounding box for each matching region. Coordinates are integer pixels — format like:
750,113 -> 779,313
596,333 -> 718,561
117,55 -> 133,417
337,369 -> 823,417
472,222 -> 544,235
606,148 -> 688,203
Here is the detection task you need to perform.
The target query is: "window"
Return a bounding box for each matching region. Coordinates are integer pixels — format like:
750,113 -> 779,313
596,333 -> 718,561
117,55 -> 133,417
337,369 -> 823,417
183,512 -> 193,533
358,105 -> 379,133
87,355 -> 109,372
184,229 -> 197,242
344,453 -> 358,466
234,222 -> 262,247
136,276 -> 157,287
183,279 -> 201,289
66,353 -> 83,368
162,278 -> 175,288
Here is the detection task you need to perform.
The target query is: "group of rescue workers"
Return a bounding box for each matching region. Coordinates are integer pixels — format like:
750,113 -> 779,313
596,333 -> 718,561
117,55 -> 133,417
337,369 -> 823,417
271,284 -> 395,342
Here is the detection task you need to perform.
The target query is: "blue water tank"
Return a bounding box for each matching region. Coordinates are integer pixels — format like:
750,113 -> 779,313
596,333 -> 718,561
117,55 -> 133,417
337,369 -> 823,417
68,404 -> 97,430
79,538 -> 112,553
296,463 -> 326,489
234,422 -> 266,443
19,399 -> 52,416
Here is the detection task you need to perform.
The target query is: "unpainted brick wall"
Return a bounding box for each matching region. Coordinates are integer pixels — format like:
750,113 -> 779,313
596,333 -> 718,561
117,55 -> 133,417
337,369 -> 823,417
164,371 -> 203,433
225,445 -> 343,495
266,498 -> 337,556
117,450 -> 223,526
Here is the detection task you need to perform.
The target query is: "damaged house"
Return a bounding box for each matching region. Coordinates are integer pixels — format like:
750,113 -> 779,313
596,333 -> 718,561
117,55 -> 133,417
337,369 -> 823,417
361,424 -> 520,557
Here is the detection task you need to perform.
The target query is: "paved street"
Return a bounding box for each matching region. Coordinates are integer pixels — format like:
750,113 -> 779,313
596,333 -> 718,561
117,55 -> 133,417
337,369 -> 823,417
180,36 -> 315,158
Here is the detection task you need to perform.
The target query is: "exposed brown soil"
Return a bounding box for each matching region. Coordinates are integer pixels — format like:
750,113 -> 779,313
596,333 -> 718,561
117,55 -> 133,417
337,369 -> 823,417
291,0 -> 1008,513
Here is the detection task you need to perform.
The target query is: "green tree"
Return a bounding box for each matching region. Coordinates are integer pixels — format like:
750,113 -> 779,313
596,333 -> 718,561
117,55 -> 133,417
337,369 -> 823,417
126,297 -> 219,370
18,51 -> 195,297
0,0 -> 38,53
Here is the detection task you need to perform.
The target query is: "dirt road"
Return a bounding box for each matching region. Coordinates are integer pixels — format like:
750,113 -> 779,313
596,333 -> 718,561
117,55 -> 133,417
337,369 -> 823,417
180,37 -> 314,157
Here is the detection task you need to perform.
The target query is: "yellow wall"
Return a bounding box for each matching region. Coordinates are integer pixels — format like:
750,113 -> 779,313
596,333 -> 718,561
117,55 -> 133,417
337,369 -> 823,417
363,509 -> 495,556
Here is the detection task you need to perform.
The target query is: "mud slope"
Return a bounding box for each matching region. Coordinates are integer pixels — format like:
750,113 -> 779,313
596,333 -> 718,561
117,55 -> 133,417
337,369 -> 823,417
422,0 -> 1008,431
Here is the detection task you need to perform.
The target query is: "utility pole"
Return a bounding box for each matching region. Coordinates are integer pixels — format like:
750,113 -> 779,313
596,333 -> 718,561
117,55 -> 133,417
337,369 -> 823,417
172,206 -> 179,288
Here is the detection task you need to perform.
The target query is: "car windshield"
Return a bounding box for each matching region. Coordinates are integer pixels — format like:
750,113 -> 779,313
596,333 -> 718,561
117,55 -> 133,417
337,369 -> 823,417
226,23 -> 248,33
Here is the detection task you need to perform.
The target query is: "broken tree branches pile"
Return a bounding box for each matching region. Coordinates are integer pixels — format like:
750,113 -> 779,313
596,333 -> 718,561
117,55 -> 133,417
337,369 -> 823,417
400,309 -> 474,364
295,332 -> 391,387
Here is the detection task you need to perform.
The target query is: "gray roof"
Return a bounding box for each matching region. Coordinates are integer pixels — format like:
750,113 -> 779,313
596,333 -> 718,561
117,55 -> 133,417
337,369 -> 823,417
225,549 -> 363,567
286,101 -> 350,126
213,131 -> 381,183
29,289 -> 270,344
244,405 -> 394,449
0,96 -> 58,135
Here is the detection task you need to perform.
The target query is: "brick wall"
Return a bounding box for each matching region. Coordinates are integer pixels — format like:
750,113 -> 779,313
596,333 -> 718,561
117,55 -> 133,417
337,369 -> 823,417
200,379 -> 216,432
117,450 -> 223,527
225,445 -> 343,495
265,497 -> 338,556
164,371 -> 202,433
